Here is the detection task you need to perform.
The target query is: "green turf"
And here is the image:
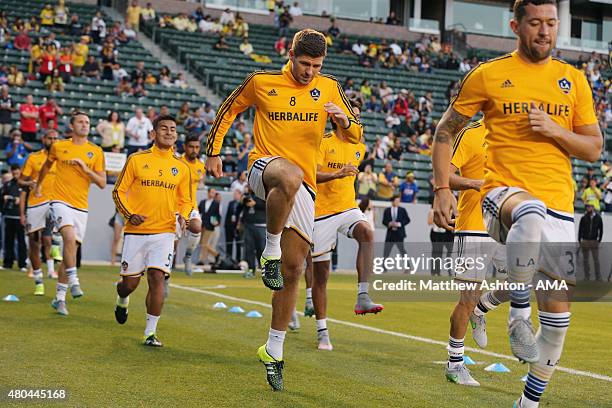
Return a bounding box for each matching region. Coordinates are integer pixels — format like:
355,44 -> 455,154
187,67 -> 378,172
1,266 -> 611,407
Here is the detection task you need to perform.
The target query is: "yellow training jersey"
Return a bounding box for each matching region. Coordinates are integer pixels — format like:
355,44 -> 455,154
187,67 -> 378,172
22,149 -> 57,207
206,61 -> 363,192
315,131 -> 365,217
451,51 -> 597,213
49,139 -> 105,210
181,153 -> 206,208
113,145 -> 192,234
451,121 -> 486,232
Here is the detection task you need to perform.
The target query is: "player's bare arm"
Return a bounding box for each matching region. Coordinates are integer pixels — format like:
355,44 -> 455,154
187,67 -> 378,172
528,104 -> 602,161
205,156 -> 223,178
431,107 -> 471,230
449,164 -> 483,191
69,158 -> 107,189
18,189 -> 27,227
316,164 -> 359,183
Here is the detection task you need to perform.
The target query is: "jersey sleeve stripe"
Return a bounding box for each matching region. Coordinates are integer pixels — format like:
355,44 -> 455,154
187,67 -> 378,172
335,82 -> 361,123
452,122 -> 481,157
111,154 -> 138,219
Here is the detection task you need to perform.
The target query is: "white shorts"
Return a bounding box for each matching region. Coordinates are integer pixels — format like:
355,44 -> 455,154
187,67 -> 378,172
312,208 -> 369,262
453,232 -> 507,282
248,156 -> 315,244
50,201 -> 88,243
26,202 -> 50,234
482,186 -> 576,283
120,233 -> 175,277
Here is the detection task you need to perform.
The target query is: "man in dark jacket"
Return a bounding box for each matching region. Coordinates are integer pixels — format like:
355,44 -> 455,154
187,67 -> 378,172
225,189 -> 243,260
382,195 -> 410,260
578,203 -> 603,280
2,165 -> 27,270
240,186 -> 266,276
197,188 -> 220,265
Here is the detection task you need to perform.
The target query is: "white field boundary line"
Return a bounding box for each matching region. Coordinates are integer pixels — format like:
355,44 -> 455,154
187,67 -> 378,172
170,283 -> 612,383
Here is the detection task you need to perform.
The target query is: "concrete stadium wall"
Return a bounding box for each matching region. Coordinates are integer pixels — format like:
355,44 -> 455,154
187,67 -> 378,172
82,187 -> 612,268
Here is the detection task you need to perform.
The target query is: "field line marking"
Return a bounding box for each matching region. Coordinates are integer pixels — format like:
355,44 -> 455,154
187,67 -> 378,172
170,283 -> 612,382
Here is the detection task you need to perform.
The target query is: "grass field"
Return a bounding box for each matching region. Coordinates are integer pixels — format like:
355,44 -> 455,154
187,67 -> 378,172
2,266 -> 611,408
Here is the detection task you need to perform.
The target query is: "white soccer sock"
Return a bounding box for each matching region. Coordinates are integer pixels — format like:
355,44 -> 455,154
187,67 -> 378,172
447,336 -> 464,368
66,267 -> 80,286
46,259 -> 55,275
186,232 -> 201,255
116,295 -> 129,307
520,311 -> 570,407
266,328 -> 286,361
506,200 -> 546,323
474,291 -> 502,316
306,287 -> 312,299
262,231 -> 282,259
357,282 -> 369,295
316,318 -> 327,331
145,313 -> 160,336
33,269 -> 43,285
56,283 -> 68,302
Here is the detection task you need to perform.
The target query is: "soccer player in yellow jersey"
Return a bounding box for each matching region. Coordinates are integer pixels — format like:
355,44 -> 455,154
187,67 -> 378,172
444,120 -> 508,386
35,111 -> 106,316
18,129 -> 59,295
178,134 -> 205,275
112,115 -> 192,347
306,98 -> 382,351
432,2 -> 602,406
205,29 -> 362,390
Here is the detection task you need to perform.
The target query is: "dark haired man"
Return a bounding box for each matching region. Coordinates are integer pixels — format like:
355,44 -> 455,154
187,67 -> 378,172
206,28 -> 362,390
432,1 -> 601,406
35,111 -> 106,316
112,115 -> 192,346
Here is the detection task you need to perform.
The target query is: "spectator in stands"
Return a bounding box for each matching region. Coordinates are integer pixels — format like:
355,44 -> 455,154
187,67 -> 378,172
54,0 -> 69,25
191,6 -> 205,24
278,7 -> 292,37
83,55 -> 101,79
184,108 -> 205,138
172,13 -> 193,32
44,69 -> 64,93
141,2 -> 156,24
146,107 -> 157,123
38,44 -> 57,84
418,91 -> 434,116
126,107 -> 152,155
358,164 -> 378,199
13,28 -> 31,51
240,37 -> 254,55
365,94 -> 382,113
328,20 -> 340,38
198,15 -> 214,34
399,172 -> 418,203
201,102 -> 216,128
126,0 -> 141,31
132,77 -> 148,98
378,81 -> 394,108
274,36 -> 287,57
338,36 -> 351,54
6,66 -> 22,89
72,36 -> 89,77
405,133 -> 420,154
387,139 -> 403,161
385,112 -> 401,129
230,171 -> 248,194
289,2 -> 303,17
100,44 -> 116,81
57,46 -> 73,83
97,110 -> 125,151
377,162 -> 399,200
236,132 -> 253,174
233,15 -> 249,37
582,178 -> 603,212
418,129 -> 433,155
0,66 -> 6,86
0,86 -> 14,140
69,14 -> 83,36
38,98 -> 62,131
2,164 -> 27,271
91,11 -> 106,44
386,11 -> 399,25
115,76 -> 132,96
130,60 -> 147,83
19,95 -> 38,142
112,63 -> 129,82
40,4 -> 55,27
123,23 -> 137,42
176,102 -> 191,126
220,8 -> 235,27
5,130 -> 32,168
214,35 -> 230,51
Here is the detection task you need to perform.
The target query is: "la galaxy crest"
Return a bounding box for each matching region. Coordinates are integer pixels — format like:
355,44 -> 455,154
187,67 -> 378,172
171,167 -> 178,176
310,88 -> 321,101
557,78 -> 571,94
86,151 -> 94,159
355,151 -> 361,160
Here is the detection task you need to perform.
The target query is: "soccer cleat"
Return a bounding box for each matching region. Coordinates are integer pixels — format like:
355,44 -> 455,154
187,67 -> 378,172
51,299 -> 69,316
304,298 -> 315,317
183,253 -> 193,276
257,345 -> 284,391
445,364 -> 480,386
114,305 -> 128,324
143,333 -> 163,347
51,246 -> 62,262
354,293 -> 384,315
48,271 -> 58,279
470,312 -> 488,348
34,283 -> 45,296
70,284 -> 84,299
317,331 -> 333,351
260,256 -> 283,290
513,397 -> 525,408
288,310 -> 300,331
508,317 -> 539,363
